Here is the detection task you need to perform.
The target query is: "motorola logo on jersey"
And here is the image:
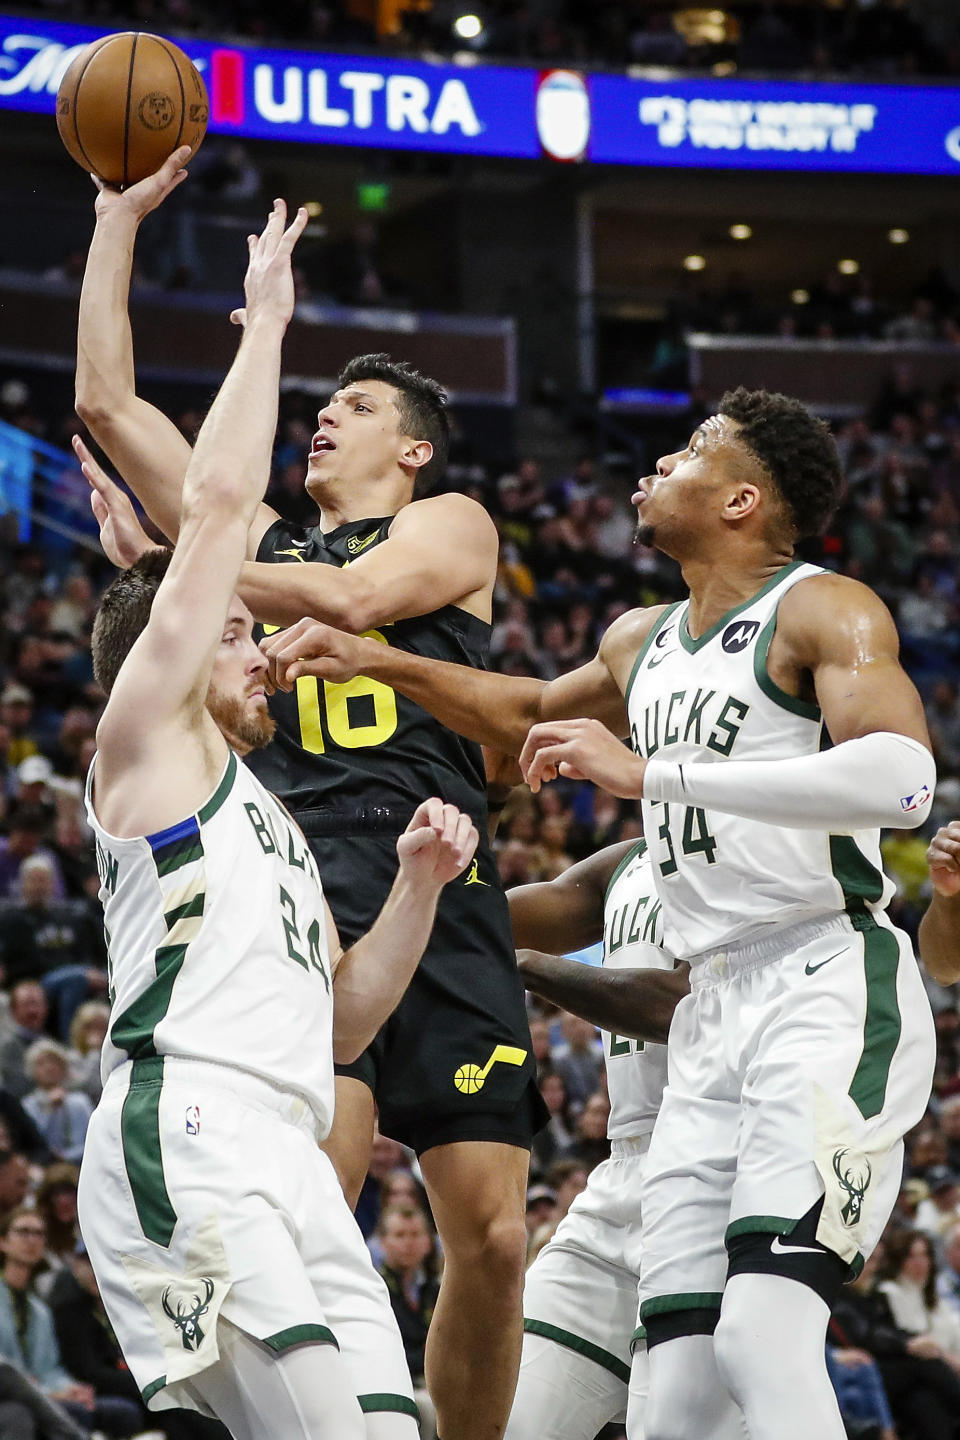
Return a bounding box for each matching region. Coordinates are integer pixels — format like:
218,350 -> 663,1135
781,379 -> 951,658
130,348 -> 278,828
721,620 -> 760,653
647,625 -> 673,667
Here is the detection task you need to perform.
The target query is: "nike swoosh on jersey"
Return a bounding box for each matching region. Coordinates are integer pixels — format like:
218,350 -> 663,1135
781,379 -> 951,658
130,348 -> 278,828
804,949 -> 846,976
769,1235 -> 824,1257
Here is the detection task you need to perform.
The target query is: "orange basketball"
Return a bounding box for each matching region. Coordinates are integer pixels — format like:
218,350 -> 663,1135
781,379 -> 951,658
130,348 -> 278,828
56,32 -> 208,188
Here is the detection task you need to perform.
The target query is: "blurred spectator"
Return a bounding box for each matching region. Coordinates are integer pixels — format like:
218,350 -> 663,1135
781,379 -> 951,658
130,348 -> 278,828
0,858 -> 107,1042
915,1167 -> 960,1253
0,810 -> 65,904
34,1165 -> 80,1298
937,1223 -> 960,1320
0,984 -> 50,1100
354,1129 -> 414,1240
551,1013 -> 603,1113
0,1154 -> 32,1225
66,1005 -> 108,1108
530,1066 -> 573,1178
879,1229 -> 960,1365
558,1090 -> 611,1173
21,1043 -> 92,1168
376,1204 -> 440,1440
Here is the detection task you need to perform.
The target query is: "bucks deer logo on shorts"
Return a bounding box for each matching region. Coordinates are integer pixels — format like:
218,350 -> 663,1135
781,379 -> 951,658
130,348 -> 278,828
833,1148 -> 872,1227
162,1277 -> 214,1351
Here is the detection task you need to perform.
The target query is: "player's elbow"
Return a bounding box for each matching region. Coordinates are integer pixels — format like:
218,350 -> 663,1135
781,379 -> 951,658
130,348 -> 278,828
332,1027 -> 366,1066
878,733 -> 936,830
75,389 -> 113,435
309,577 -> 378,635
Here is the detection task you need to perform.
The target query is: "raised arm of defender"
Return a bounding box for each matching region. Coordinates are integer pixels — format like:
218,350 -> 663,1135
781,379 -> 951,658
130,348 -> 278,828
90,202 -> 307,816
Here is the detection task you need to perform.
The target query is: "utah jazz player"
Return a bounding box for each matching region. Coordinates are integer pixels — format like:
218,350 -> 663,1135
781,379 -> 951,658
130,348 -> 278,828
75,149 -> 541,1440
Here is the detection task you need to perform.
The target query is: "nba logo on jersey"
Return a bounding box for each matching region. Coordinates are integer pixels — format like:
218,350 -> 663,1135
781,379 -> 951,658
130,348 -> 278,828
185,1106 -> 200,1136
900,785 -> 931,813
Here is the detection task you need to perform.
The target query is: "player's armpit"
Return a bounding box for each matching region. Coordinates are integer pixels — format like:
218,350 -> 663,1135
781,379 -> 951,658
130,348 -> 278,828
507,840 -> 635,953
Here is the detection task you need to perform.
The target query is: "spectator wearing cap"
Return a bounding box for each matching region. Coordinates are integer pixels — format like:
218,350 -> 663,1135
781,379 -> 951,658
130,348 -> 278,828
0,687 -> 38,772
20,1043 -> 91,1168
0,854 -> 106,1041
0,984 -> 50,1100
916,1165 -> 960,1252
0,807 -> 65,902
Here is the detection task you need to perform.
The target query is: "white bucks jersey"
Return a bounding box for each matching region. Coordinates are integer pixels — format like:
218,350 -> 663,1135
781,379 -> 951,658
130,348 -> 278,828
601,841 -> 672,1141
627,560 -> 894,958
85,752 -> 336,1133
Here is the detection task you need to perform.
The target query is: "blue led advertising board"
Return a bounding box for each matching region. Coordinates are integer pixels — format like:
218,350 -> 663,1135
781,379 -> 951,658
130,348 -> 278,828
3,15 -> 960,175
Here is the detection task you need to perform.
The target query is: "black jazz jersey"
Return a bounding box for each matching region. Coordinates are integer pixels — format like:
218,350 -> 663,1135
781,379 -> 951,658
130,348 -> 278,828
247,516 -> 490,826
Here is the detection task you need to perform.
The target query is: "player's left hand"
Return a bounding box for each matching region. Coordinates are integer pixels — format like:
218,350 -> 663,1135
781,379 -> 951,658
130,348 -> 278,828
260,618 -> 364,690
519,717 -> 647,798
230,198 -> 308,331
74,435 -> 152,569
928,820 -> 960,897
397,798 -> 478,889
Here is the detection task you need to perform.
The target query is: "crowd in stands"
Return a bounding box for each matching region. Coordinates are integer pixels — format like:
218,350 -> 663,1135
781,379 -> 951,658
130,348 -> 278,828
0,345 -> 959,1437
14,0 -> 960,79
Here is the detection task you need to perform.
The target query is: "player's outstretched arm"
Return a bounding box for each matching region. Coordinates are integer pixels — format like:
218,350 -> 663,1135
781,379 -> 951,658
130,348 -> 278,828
508,841 -> 689,1043
239,492 -> 498,631
95,202 -> 307,765
75,149 -> 279,556
328,799 -> 478,1063
261,605 -> 641,754
919,822 -> 960,984
518,950 -> 689,1045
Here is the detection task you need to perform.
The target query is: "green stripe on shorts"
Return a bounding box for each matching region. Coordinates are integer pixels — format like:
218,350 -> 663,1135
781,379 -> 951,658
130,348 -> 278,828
263,1323 -> 338,1352
121,1058 -> 177,1248
523,1318 -> 631,1383
141,1375 -> 166,1405
639,1292 -> 723,1324
359,1394 -> 421,1420
849,922 -> 901,1120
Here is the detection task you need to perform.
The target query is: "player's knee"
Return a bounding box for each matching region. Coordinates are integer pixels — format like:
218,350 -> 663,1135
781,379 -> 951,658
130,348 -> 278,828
459,1214 -> 527,1294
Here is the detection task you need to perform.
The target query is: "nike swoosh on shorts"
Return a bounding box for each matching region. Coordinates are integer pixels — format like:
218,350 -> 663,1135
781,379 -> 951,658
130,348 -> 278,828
804,949 -> 845,976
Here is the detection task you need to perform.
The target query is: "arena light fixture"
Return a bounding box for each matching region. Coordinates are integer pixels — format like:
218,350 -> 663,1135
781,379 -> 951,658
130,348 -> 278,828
838,258 -> 860,275
888,228 -> 910,244
791,288 -> 810,305
304,201 -> 323,217
453,13 -> 484,40
683,254 -> 707,271
729,223 -> 752,240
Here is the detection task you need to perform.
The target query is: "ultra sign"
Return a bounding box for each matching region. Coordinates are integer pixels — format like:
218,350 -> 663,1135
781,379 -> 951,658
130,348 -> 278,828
3,15 -> 960,174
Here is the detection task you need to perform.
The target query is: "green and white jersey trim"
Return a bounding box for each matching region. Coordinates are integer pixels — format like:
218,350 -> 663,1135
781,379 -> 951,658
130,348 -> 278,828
86,750 -> 336,1132
625,562 -> 894,958
600,842 -> 673,1141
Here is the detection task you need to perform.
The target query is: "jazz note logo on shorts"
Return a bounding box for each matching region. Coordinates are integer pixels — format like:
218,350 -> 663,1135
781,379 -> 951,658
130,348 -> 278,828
185,1106 -> 200,1136
454,1044 -> 527,1094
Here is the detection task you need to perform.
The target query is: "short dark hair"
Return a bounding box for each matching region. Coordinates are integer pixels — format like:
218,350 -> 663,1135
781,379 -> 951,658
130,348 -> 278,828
338,353 -> 449,498
719,387 -> 842,539
91,549 -> 172,695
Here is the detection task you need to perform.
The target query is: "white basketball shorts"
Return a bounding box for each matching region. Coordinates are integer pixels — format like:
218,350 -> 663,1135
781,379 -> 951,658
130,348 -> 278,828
78,1055 -> 416,1424
638,911 -> 935,1327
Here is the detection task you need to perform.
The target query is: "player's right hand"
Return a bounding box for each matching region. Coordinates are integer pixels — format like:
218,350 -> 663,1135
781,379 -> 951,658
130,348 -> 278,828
260,618 -> 363,690
93,145 -> 191,219
928,820 -> 960,897
73,435 -> 152,570
397,798 -> 478,889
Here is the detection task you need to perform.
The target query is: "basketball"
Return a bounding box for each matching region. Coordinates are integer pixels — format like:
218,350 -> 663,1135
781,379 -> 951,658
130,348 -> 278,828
56,32 -> 208,188
454,1063 -> 485,1094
